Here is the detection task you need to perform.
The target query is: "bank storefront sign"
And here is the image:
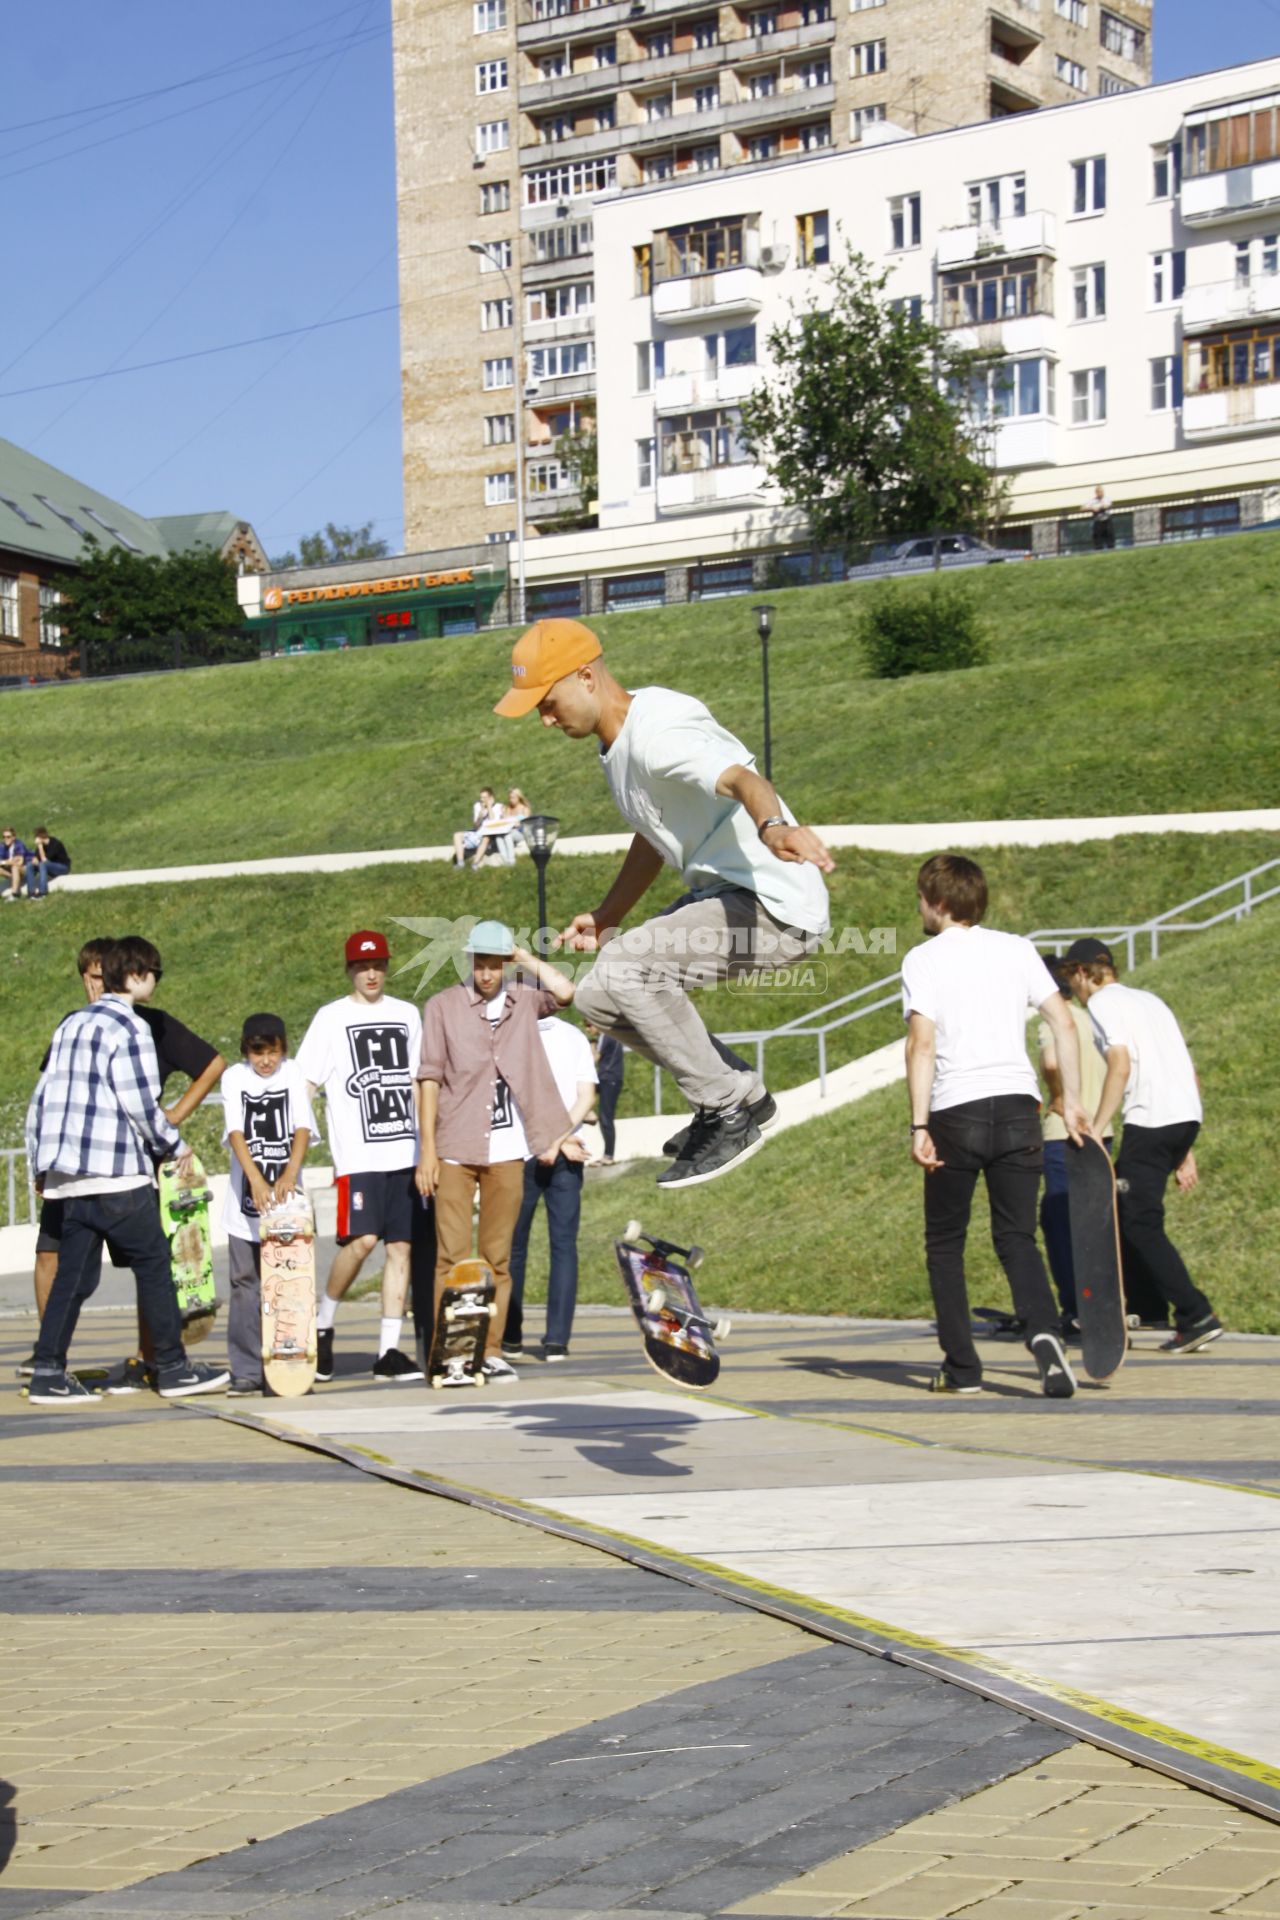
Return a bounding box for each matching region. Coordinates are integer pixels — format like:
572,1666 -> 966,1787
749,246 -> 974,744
254,564 -> 506,652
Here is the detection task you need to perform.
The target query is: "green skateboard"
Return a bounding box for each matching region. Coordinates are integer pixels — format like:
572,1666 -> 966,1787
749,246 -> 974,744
158,1154 -> 218,1346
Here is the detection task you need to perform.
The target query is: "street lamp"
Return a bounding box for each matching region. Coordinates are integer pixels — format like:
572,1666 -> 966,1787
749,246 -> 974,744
519,813 -> 561,949
752,603 -> 775,782
469,239 -> 527,627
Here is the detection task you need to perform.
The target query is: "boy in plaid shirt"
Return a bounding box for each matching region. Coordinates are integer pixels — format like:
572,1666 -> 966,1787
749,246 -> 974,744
25,936 -> 230,1405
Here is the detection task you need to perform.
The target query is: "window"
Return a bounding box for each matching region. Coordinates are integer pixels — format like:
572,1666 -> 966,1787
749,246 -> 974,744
705,324 -> 757,370
694,85 -> 719,112
484,414 -> 516,447
1234,234 -> 1280,282
797,210 -> 829,267
1183,106 -> 1280,178
748,132 -> 777,162
636,340 -> 666,390
750,71 -> 778,99
851,38 -> 886,75
797,121 -> 830,151
1161,498 -> 1240,542
644,153 -> 675,182
477,237 -> 513,272
540,49 -> 568,77
475,119 -> 509,156
537,113 -> 575,144
0,495 -> 42,528
473,0 -> 506,29
595,101 -> 616,131
658,407 -> 749,473
1072,263 -> 1106,320
39,584 -> 63,647
1055,0 -> 1086,21
968,174 -> 1026,224
801,0 -> 832,22
531,219 -> 592,262
692,16 -> 717,47
475,59 -> 508,92
528,340 -> 594,379
798,56 -> 831,87
748,5 -> 777,29
0,576 -> 18,640
527,280 -> 593,322
689,559 -> 755,600
1185,325 -> 1280,392
483,357 -> 514,389
485,472 -> 516,505
481,297 -> 513,331
1098,70 -> 1133,96
637,438 -> 656,489
1057,56 -> 1088,91
33,495 -> 89,537
486,530 -> 516,545
78,505 -> 141,551
645,93 -> 673,121
528,460 -> 573,497
480,180 -> 511,214
686,143 -> 721,173
1100,8 -> 1144,60
1152,141 -> 1181,199
1150,249 -> 1185,304
651,216 -> 754,281
1071,155 -> 1106,213
955,357 -> 1056,420
889,192 -> 921,250
1150,356 -> 1183,411
524,158 -> 615,204
593,40 -> 616,67
941,256 -> 1051,327
528,580 -> 583,618
1071,367 -> 1107,423
850,103 -> 886,137
606,572 -> 666,612
890,295 -> 924,321
645,26 -> 673,55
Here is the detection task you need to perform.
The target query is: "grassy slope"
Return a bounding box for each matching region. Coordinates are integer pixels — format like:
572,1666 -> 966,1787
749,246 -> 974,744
5,535 -> 1279,870
557,906 -> 1280,1336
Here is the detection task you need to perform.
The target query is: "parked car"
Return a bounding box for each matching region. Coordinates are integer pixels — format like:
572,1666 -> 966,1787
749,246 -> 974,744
848,533 -> 1033,579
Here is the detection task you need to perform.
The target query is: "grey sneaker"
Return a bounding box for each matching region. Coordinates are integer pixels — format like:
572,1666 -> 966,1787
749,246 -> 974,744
662,1090 -> 776,1159
1030,1331 -> 1076,1399
481,1355 -> 518,1382
27,1370 -> 99,1407
156,1362 -> 230,1399
657,1106 -> 765,1190
1162,1315 -> 1223,1355
228,1377 -> 264,1396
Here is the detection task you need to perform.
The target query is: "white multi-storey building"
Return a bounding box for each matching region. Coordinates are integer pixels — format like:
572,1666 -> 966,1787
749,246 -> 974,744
507,55 -> 1280,615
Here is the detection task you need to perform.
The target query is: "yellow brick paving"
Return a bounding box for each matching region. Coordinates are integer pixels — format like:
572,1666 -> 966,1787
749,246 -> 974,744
728,1746 -> 1280,1918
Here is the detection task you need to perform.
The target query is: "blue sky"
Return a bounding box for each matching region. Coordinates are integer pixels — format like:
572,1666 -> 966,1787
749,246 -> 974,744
1,1 -> 1276,563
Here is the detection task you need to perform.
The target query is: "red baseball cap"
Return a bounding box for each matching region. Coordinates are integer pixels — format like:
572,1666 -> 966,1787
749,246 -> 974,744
345,929 -> 389,965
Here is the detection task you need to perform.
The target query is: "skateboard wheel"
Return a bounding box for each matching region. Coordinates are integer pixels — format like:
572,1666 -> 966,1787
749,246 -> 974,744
687,1245 -> 704,1270
714,1317 -> 731,1341
625,1219 -> 642,1242
646,1288 -> 666,1313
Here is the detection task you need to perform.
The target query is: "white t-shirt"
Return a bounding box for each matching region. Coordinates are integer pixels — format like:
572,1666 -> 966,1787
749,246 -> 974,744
901,925 -> 1059,1113
538,1017 -> 597,1141
1087,981 -> 1202,1128
220,1059 -> 319,1242
599,687 -> 830,936
295,994 -> 422,1176
482,990 -> 529,1163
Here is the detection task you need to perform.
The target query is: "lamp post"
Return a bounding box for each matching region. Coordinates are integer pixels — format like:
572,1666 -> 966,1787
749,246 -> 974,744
519,813 -> 561,949
469,240 -> 527,627
752,603 -> 775,782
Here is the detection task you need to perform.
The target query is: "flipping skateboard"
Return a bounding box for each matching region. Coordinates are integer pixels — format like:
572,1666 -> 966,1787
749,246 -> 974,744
260,1191 -> 318,1397
427,1259 -> 497,1388
158,1155 -> 218,1346
614,1220 -> 730,1390
1066,1135 -> 1128,1383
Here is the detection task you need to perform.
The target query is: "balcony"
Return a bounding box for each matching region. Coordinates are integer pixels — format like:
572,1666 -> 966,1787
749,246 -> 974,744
1182,158 -> 1280,227
1182,274 -> 1280,332
719,84 -> 834,132
534,368 -> 598,399
991,417 -> 1057,468
522,247 -> 597,284
1182,381 -> 1280,437
947,314 -> 1055,356
528,488 -> 585,521
521,123 -> 620,165
519,0 -> 633,48
653,265 -> 764,322
525,311 -> 596,343
936,210 -> 1055,269
989,71 -> 1041,114
653,364 -> 762,411
655,462 -> 767,513
520,67 -> 624,110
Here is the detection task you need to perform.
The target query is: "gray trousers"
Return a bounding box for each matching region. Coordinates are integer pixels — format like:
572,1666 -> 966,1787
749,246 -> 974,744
226,1234 -> 263,1382
574,887 -> 815,1115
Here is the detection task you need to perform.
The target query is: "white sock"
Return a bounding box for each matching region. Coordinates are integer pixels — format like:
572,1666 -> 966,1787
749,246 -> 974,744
379,1317 -> 402,1357
316,1295 -> 338,1332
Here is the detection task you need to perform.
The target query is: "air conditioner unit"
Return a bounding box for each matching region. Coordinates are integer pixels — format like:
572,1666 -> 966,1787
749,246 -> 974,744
760,241 -> 789,271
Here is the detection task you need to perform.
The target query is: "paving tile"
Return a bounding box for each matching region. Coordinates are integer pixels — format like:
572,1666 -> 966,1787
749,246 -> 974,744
1143,1849 -> 1280,1894
835,1872 -> 1014,1918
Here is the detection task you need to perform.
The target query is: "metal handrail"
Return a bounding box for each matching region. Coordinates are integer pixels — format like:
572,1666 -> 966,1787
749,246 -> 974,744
1,1147 -> 37,1229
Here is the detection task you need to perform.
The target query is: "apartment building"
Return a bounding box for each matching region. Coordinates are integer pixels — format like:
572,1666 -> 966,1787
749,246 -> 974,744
392,0 -> 1152,553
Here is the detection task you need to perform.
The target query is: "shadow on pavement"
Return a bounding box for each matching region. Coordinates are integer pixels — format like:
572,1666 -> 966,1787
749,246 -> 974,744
780,1354 -> 1044,1400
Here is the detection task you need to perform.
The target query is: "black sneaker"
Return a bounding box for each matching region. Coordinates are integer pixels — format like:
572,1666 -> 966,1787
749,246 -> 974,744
542,1344 -> 569,1363
315,1328 -> 335,1382
656,1106 -> 765,1189
105,1357 -> 151,1395
1162,1315 -> 1223,1356
228,1377 -> 265,1396
27,1370 -> 100,1406
373,1347 -> 425,1382
1030,1331 -> 1077,1399
156,1362 -> 230,1399
16,1352 -> 37,1380
930,1367 -> 982,1395
662,1090 -> 777,1159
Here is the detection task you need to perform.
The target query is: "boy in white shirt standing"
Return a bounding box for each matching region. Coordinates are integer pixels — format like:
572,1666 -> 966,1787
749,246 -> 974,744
1061,939 -> 1220,1355
221,1014 -> 317,1395
296,930 -> 424,1384
903,855 -> 1090,1398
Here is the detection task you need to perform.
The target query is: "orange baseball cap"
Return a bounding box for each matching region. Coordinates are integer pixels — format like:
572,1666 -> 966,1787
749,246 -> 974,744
494,618 -> 602,718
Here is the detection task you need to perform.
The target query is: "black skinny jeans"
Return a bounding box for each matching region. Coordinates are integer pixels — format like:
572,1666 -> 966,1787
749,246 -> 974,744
33,1184 -> 186,1375
1115,1120 -> 1211,1331
924,1094 -> 1059,1386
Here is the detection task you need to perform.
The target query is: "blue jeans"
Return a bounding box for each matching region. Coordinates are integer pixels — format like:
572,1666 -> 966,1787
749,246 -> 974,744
506,1155 -> 584,1350
33,1185 -> 185,1375
24,859 -> 70,897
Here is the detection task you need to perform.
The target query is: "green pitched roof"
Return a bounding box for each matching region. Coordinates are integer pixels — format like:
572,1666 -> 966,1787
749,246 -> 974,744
0,436 -> 169,567
151,511 -> 243,555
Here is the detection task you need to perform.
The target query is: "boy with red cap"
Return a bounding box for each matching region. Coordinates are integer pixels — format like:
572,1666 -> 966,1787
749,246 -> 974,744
296,931 -> 424,1381
495,619 -> 834,1188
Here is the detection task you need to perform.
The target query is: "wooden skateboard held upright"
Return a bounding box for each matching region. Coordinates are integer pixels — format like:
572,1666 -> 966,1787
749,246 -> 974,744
260,1191 -> 318,1397
614,1221 -> 730,1390
427,1259 -> 496,1389
1066,1134 -> 1128,1383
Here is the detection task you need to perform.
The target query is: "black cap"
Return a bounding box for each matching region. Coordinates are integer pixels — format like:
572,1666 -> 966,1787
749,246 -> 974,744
241,1012 -> 287,1046
1061,937 -> 1115,968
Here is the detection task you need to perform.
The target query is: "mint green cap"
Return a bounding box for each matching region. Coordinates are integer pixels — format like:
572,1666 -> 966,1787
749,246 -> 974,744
464,919 -> 515,957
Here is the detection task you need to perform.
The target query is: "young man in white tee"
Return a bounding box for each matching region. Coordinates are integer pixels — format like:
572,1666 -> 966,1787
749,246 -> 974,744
296,930 -> 424,1383
495,619 -> 833,1190
903,855 -> 1090,1398
505,1014 -> 597,1362
1061,938 -> 1220,1355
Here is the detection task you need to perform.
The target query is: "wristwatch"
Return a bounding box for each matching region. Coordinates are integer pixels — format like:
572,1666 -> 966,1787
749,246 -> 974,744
757,815 -> 787,840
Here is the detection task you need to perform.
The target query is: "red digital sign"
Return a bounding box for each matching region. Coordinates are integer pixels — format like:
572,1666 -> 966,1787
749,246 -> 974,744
375,610 -> 415,630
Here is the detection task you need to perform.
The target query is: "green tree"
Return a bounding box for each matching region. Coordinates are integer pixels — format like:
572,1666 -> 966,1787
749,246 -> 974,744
45,542 -> 252,677
270,521 -> 389,570
551,414 -> 598,531
739,246 -> 1003,550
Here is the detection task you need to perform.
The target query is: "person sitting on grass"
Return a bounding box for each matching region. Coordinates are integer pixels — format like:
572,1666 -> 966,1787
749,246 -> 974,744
25,827 -> 72,899
1,827 -> 32,900
221,1014 -> 317,1397
452,788 -> 501,868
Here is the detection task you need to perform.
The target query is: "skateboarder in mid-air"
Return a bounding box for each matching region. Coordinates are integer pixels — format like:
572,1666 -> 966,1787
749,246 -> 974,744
495,619 -> 833,1189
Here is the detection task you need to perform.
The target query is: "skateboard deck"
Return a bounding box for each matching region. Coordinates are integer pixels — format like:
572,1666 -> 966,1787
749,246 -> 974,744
158,1155 -> 218,1346
426,1258 -> 495,1389
614,1221 -> 728,1391
260,1192 -> 318,1397
1067,1135 -> 1128,1383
